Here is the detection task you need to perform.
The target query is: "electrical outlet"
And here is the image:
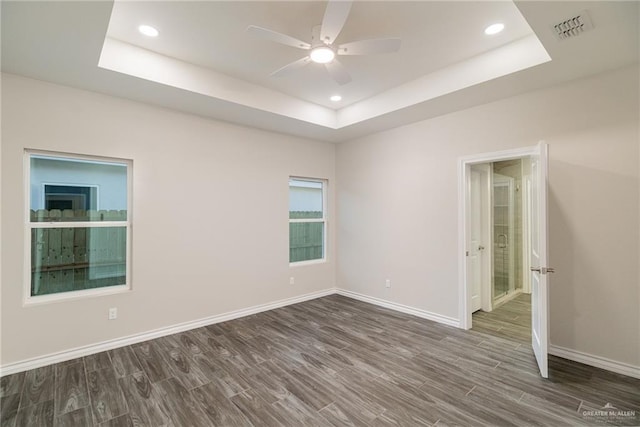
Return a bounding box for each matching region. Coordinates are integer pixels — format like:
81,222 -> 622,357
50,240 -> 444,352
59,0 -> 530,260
289,277 -> 295,285
108,307 -> 118,320
385,279 -> 391,288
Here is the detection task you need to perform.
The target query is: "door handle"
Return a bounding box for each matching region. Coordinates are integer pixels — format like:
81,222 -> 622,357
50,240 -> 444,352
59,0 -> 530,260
530,267 -> 555,274
478,245 -> 485,250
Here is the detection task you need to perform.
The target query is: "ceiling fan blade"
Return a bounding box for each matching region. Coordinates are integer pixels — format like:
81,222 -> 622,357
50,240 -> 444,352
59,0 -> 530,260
247,25 -> 310,50
338,38 -> 402,55
271,57 -> 312,78
320,0 -> 353,44
324,59 -> 352,85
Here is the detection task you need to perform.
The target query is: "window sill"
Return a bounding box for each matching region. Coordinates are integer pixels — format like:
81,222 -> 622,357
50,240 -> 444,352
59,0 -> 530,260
289,259 -> 327,268
24,284 -> 130,307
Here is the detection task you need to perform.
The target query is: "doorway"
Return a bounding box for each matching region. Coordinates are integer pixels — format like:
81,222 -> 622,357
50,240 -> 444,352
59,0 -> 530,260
492,159 -> 530,309
467,159 -> 530,313
459,144 -> 551,377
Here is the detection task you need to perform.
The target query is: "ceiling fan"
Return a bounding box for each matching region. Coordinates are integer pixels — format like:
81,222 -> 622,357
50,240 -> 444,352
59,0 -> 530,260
246,0 -> 401,85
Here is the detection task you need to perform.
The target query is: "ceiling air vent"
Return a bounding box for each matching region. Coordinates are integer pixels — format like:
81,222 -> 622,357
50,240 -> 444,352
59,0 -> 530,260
552,11 -> 593,40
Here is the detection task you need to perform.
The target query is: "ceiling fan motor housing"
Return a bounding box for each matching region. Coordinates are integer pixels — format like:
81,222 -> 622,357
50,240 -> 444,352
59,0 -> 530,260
309,25 -> 336,63
246,0 -> 400,85
311,25 -> 331,47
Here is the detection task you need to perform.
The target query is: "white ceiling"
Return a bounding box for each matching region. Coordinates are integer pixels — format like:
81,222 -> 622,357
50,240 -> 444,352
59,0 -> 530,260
2,1 -> 638,142
106,1 -> 535,109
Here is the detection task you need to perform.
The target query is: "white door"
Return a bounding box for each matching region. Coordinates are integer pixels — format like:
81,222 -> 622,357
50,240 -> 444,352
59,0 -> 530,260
469,168 -> 483,312
530,142 -> 551,378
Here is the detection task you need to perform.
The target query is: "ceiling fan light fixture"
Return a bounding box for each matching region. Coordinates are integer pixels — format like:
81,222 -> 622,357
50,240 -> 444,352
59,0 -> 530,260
138,24 -> 159,37
484,23 -> 505,35
310,46 -> 335,64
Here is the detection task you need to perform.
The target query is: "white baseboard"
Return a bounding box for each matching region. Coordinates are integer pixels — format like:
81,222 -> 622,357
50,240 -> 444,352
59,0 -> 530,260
549,344 -> 640,379
0,287 -> 459,376
336,289 -> 460,328
4,287 -> 637,381
0,288 -> 336,376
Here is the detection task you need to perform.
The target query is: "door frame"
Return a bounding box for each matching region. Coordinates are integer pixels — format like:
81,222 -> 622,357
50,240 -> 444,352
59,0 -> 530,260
458,145 -> 539,330
469,164 -> 492,313
522,170 -> 532,294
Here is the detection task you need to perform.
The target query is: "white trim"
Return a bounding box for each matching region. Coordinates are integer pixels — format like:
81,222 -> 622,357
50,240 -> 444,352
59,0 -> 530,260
24,149 -> 133,305
458,145 -> 539,330
289,176 -> 328,265
1,288 -> 337,376
5,286 -> 638,381
289,218 -> 324,224
549,345 -> 640,380
478,164 -> 492,312
30,221 -> 127,229
459,146 -> 539,165
30,151 -> 129,167
289,259 -> 327,268
458,158 -> 469,327
522,171 -> 532,294
336,289 -> 460,328
23,285 -> 130,307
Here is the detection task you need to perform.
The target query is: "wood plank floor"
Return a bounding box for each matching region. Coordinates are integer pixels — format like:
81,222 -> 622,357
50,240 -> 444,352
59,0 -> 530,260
1,294 -> 639,426
472,293 -> 532,344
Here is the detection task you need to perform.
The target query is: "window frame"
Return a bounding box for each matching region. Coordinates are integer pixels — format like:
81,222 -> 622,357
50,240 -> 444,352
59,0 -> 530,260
23,149 -> 133,305
288,176 -> 327,266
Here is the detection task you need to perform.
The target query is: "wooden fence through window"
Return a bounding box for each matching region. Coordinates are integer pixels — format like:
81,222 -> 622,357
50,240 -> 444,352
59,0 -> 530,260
29,209 -> 127,296
290,211 -> 324,263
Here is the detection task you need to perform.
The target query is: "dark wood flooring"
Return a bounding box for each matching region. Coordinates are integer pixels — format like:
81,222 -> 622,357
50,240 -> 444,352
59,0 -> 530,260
1,294 -> 639,426
472,293 -> 532,344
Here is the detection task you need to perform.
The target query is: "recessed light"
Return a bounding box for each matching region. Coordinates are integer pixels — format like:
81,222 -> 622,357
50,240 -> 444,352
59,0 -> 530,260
310,46 -> 335,64
138,25 -> 159,37
484,23 -> 505,35
330,95 -> 342,102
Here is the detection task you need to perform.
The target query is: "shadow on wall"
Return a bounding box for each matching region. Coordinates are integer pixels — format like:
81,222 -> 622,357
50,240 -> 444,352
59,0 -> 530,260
548,157 -> 639,361
548,184 -> 575,349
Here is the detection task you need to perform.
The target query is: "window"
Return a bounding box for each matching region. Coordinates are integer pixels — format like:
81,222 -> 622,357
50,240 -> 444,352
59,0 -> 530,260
26,151 -> 131,302
289,177 -> 326,264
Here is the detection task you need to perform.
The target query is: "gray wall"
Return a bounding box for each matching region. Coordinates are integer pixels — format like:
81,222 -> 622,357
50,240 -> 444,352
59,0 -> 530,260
336,65 -> 639,367
1,73 -> 336,365
2,65 -> 639,372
